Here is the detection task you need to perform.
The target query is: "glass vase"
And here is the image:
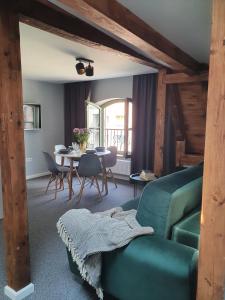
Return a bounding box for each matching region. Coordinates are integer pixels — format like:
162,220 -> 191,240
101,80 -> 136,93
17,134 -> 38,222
79,142 -> 87,153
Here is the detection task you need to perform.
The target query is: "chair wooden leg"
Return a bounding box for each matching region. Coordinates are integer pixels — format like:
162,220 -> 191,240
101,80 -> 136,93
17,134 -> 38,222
102,171 -> 107,193
54,176 -> 58,200
60,174 -> 64,191
77,177 -> 86,203
66,174 -> 74,195
45,174 -> 54,194
109,168 -> 117,188
90,176 -> 94,187
95,177 -> 103,201
74,167 -> 82,185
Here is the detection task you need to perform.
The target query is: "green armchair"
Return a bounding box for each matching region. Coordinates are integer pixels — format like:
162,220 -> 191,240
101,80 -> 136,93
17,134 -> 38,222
67,164 -> 203,300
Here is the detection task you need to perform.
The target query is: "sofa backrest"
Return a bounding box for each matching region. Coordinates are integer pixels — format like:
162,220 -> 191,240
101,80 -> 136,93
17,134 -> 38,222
136,164 -> 203,239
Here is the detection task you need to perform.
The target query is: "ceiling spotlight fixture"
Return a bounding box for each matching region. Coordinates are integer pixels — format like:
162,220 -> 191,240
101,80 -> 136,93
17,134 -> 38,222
76,61 -> 85,75
75,57 -> 94,77
85,63 -> 94,77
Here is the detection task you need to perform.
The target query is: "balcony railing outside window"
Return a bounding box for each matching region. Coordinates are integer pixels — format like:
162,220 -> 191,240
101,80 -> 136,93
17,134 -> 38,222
104,128 -> 132,156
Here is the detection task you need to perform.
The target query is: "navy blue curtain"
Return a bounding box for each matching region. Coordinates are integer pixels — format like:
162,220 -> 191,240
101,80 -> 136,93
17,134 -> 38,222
131,74 -> 157,173
64,82 -> 91,146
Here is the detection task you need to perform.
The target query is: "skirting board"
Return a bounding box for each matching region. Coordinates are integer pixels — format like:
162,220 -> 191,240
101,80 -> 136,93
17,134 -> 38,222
26,171 -> 50,180
4,283 -> 34,300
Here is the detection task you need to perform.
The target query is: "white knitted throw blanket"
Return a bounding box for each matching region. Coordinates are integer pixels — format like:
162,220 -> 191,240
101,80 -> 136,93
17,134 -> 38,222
56,207 -> 154,299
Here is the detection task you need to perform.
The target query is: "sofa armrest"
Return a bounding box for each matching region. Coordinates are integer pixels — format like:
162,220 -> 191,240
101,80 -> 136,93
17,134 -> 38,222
121,197 -> 140,211
102,235 -> 198,300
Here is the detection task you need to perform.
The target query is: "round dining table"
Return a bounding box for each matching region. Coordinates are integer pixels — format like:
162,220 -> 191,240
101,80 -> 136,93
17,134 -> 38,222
54,149 -> 111,200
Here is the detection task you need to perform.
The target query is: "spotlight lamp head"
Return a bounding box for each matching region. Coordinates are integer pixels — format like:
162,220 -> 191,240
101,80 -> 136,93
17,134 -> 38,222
75,61 -> 85,75
85,63 -> 94,77
75,57 -> 94,76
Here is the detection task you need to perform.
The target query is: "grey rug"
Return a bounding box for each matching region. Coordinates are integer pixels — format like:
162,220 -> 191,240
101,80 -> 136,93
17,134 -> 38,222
0,176 -> 135,300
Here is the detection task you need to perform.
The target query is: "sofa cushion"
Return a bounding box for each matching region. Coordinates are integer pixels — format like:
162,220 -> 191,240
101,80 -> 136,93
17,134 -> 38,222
172,210 -> 200,249
102,235 -> 198,300
136,165 -> 203,238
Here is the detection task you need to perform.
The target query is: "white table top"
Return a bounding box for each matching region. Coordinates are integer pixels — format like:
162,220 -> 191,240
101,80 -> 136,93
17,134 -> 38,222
54,149 -> 111,159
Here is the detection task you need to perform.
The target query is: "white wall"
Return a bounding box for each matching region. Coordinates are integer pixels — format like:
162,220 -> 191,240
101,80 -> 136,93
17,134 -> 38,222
91,76 -> 133,102
23,79 -> 64,177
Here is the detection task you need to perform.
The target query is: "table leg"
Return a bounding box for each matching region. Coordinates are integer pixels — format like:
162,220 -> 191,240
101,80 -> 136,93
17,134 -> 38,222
134,183 -> 137,198
104,168 -> 108,195
68,158 -> 73,200
102,165 -> 108,195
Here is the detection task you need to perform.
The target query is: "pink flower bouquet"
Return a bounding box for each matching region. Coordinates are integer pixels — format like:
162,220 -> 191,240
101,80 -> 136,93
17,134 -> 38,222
73,128 -> 90,145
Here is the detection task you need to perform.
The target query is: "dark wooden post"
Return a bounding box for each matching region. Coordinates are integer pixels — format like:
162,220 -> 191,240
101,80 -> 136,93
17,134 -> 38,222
154,69 -> 167,176
0,1 -> 31,292
197,0 -> 225,299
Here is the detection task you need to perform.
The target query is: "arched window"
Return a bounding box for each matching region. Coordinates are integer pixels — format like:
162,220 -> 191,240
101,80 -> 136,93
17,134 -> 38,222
86,98 -> 132,157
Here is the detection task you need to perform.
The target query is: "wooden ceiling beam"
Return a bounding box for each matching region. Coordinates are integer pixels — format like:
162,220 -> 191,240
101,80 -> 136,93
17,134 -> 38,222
17,0 -> 159,69
164,72 -> 208,84
56,0 -> 201,72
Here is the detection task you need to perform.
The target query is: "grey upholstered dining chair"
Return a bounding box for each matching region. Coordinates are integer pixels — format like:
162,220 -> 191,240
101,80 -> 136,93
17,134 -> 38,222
102,146 -> 118,189
43,151 -> 71,199
77,154 -> 103,202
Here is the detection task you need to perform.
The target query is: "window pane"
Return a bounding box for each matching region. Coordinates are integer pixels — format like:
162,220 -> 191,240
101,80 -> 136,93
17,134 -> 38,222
87,105 -> 100,128
104,102 -> 124,129
104,102 -> 125,152
128,129 -> 132,155
23,105 -> 34,123
89,129 -> 100,148
128,102 -> 132,129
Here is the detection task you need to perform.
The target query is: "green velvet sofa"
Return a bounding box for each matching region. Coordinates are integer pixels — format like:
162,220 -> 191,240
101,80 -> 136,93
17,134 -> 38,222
67,164 -> 203,300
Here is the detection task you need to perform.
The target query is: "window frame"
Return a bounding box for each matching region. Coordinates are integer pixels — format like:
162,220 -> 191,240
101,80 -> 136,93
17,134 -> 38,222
101,98 -> 132,158
85,101 -> 102,147
86,98 -> 132,157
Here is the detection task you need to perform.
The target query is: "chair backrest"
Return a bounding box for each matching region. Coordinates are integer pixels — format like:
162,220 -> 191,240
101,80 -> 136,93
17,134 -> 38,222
55,145 -> 66,152
136,164 -> 203,239
103,146 -> 117,168
55,145 -> 67,165
78,154 -> 102,177
43,152 -> 58,174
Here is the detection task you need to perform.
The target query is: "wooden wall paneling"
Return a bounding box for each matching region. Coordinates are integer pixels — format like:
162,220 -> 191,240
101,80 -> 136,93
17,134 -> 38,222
164,72 -> 208,84
171,85 -> 186,141
180,154 -> 204,166
0,1 -> 31,291
200,82 -> 208,118
178,83 -> 206,154
176,140 -> 185,167
154,69 -> 167,176
197,0 -> 225,299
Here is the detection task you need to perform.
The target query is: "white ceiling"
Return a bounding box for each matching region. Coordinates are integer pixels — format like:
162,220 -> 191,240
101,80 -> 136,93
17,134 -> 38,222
118,0 -> 212,63
20,0 -> 212,83
20,23 -> 155,83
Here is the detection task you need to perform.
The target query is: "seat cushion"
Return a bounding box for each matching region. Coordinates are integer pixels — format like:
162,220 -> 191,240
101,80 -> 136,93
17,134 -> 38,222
102,235 -> 198,300
172,210 -> 200,249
